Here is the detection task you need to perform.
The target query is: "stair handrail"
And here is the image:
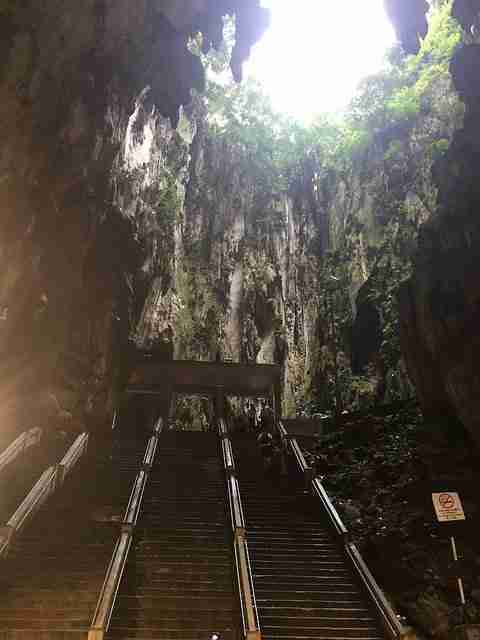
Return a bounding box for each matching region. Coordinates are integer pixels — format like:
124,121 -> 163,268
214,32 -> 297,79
142,434 -> 158,469
218,417 -> 228,438
312,477 -> 348,538
122,469 -> 148,531
88,531 -> 133,640
0,427 -> 42,475
57,432 -> 89,486
228,475 -> 246,531
0,465 -> 57,556
222,437 -> 235,473
89,424 -> 161,640
234,532 -> 262,640
218,418 -> 261,640
346,540 -> 404,640
0,430 -> 89,558
278,420 -> 406,640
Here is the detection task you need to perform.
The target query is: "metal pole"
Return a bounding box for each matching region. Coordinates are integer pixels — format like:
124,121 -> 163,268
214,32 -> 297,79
450,536 -> 466,605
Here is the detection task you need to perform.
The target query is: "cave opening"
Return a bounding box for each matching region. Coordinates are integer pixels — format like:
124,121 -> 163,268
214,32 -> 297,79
1,1 -> 480,638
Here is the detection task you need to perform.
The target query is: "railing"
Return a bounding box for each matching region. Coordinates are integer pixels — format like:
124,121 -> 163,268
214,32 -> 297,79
57,432 -> 89,486
0,431 -> 89,558
0,427 -> 42,475
122,470 -> 147,532
222,437 -> 235,473
88,531 -> 133,640
89,417 -> 163,640
312,478 -> 348,538
142,435 -> 158,470
218,418 -> 261,640
278,420 -> 406,640
346,541 -> 404,640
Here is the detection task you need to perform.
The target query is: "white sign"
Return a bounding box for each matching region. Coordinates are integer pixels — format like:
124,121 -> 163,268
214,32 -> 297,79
432,492 -> 466,522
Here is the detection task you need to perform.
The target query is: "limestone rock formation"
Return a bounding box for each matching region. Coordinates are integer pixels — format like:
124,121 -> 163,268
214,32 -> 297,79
0,1 -> 267,435
399,37 -> 480,441
2,0 -> 480,438
135,63 -> 461,415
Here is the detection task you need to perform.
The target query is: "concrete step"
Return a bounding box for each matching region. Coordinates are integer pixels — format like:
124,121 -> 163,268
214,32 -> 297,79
232,433 -> 384,639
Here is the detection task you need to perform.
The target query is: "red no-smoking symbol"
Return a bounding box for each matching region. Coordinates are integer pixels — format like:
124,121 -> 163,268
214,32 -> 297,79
439,493 -> 455,509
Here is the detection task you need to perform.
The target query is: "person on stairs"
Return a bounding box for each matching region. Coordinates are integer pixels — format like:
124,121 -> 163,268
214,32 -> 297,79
247,402 -> 257,432
257,423 -> 274,471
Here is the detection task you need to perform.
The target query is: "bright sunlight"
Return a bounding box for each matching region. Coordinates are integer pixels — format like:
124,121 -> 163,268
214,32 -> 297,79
245,0 -> 397,121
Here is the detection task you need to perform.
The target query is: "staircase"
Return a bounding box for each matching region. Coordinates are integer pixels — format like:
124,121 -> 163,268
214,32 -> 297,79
0,432 -> 148,639
232,433 -> 385,640
107,430 -> 238,640
0,418 -> 396,640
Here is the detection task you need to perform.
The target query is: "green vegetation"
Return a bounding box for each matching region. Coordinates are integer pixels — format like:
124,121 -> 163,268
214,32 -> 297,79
205,2 -> 461,174
343,2 -> 461,150
191,2 -> 464,413
0,0 -> 16,15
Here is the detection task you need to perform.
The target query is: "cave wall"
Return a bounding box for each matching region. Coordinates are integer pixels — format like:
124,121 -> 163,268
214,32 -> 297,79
4,0 -> 480,435
0,0 -> 267,438
377,0 -> 480,444
399,35 -> 480,441
136,62 -> 461,416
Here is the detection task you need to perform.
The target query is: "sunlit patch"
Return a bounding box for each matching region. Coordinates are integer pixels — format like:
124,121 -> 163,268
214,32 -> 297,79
245,0 -> 396,121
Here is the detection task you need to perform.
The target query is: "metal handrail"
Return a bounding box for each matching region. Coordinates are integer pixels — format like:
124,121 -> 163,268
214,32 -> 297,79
277,422 -> 288,440
143,435 -> 158,468
235,532 -> 262,640
89,427 -> 159,640
289,438 -> 310,474
218,417 -> 228,438
122,470 -> 147,530
57,432 -> 89,485
229,475 -> 245,532
3,466 -> 57,538
88,532 -> 132,640
153,416 -> 164,434
222,438 -> 235,473
312,477 -> 348,538
347,541 -> 404,639
279,421 -> 406,640
219,419 -> 262,640
0,430 -> 89,558
0,428 -> 42,474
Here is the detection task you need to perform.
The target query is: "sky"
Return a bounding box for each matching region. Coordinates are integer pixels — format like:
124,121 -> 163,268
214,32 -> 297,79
244,0 -> 397,122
